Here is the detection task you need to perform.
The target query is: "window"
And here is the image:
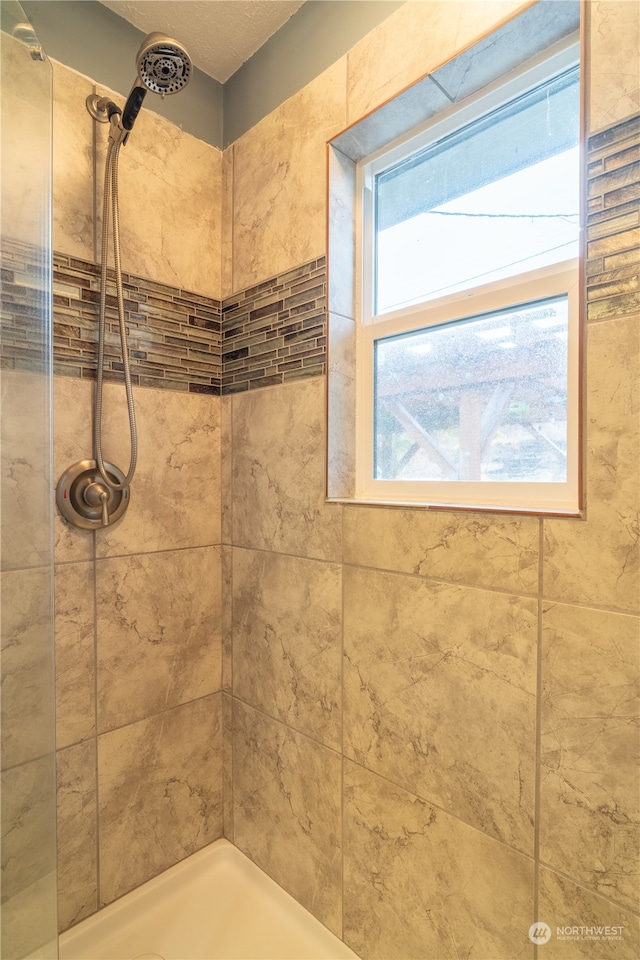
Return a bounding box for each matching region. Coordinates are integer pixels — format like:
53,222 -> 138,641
356,41 -> 581,512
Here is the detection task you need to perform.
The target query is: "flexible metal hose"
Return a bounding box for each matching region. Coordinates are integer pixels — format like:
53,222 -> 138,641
94,138 -> 138,490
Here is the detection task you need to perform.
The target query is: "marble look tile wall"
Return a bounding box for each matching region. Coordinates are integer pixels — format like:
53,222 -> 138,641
223,4 -> 639,955
48,46 -> 225,936
52,60 -> 222,299
231,376 -> 341,561
53,369 -> 223,932
45,1 -> 640,955
587,1 -> 640,132
232,700 -> 342,936
98,694 -> 223,905
343,566 -> 537,854
343,761 -> 534,960
231,60 -> 346,292
233,548 -> 342,748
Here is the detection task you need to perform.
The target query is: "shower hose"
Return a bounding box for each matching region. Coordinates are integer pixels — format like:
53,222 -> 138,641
94,137 -> 137,491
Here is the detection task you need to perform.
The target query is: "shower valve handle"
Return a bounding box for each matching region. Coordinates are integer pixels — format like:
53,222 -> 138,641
56,460 -> 130,530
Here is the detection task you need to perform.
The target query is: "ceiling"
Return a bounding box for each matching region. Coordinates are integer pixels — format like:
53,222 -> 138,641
100,1 -> 306,83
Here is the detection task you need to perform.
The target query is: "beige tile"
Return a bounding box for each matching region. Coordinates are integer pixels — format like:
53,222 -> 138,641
346,0 -> 527,124
221,146 -> 233,300
232,700 -> 342,936
588,1 -> 640,133
544,317 -> 639,612
344,506 -> 539,594
53,375 -> 94,564
232,378 -> 342,561
222,692 -> 233,842
541,602 -> 640,912
221,395 -> 232,545
0,756 -> 57,960
221,544 -> 232,693
94,384 -> 221,557
98,694 -> 223,905
538,867 -> 640,959
96,547 -> 221,732
1,754 -> 57,905
327,148 -> 356,321
233,548 -> 342,749
1,34 -> 54,249
343,760 -> 534,960
327,313 -> 357,499
55,562 -> 95,749
51,61 -> 94,260
56,740 -> 97,932
344,565 -> 537,854
0,567 -> 55,771
2,370 -> 54,570
93,81 -> 222,300
232,60 -> 346,292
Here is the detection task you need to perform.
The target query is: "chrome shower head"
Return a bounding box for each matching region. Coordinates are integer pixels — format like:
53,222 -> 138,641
119,32 -> 191,136
135,32 -> 192,96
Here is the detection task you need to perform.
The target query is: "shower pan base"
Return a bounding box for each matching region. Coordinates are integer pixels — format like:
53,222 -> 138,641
58,839 -> 359,960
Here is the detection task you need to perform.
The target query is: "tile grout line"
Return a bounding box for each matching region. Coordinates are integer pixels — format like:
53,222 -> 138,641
92,526 -> 101,913
533,516 -> 544,957
340,501 -> 345,942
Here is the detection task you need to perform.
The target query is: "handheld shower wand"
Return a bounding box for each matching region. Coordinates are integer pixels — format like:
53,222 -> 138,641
87,32 -> 192,143
58,33 -> 192,531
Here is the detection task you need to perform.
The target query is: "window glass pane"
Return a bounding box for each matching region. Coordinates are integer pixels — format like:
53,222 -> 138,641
373,296 -> 569,483
375,68 -> 580,314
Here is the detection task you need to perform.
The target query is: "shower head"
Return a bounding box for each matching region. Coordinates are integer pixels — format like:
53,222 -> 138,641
120,32 -> 192,135
135,32 -> 192,96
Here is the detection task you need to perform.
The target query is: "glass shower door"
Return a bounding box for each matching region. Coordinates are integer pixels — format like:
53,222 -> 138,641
0,2 -> 57,957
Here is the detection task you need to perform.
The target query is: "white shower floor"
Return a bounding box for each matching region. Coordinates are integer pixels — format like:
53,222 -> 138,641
58,839 -> 359,960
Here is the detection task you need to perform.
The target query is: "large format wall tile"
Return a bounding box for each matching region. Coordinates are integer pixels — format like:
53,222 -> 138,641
51,61 -> 94,261
343,760 -> 534,960
98,694 -> 223,905
94,383 -> 221,557
344,566 -> 537,854
232,60 -> 346,291
53,375 -> 94,564
346,0 -> 526,124
1,370 -> 54,571
0,756 -> 57,960
221,544 -> 232,693
55,561 -> 95,749
538,867 -> 640,959
344,506 -> 539,594
88,76 -> 222,300
1,754 -> 57,906
221,396 -> 232,544
231,377 -> 342,561
233,548 -> 342,748
96,547 -> 221,732
1,568 -> 55,771
232,701 -> 342,936
541,602 -> 639,911
544,317 -> 639,612
588,1 -> 640,132
222,693 -> 233,842
56,740 -> 97,932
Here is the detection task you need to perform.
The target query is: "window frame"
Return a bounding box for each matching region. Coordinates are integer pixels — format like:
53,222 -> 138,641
354,38 -> 582,514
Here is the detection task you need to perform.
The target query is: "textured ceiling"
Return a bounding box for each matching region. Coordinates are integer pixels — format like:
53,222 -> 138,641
100,1 -> 306,82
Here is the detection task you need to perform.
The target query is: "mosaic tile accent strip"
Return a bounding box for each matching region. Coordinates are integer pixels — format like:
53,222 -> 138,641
1,238 -> 51,374
586,113 -> 640,320
222,257 -> 326,394
1,241 -> 222,394
52,253 -> 222,394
